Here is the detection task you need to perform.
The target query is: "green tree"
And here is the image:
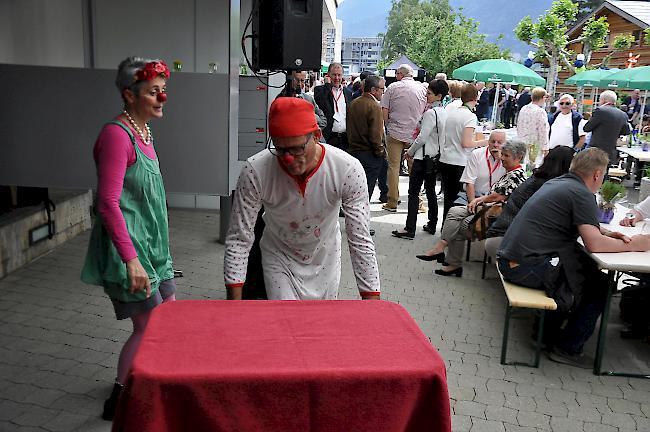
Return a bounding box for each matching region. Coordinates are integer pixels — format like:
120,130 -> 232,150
576,0 -> 605,22
515,0 -> 633,98
379,0 -> 509,76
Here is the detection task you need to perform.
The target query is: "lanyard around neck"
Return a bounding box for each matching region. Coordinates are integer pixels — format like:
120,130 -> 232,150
332,87 -> 343,112
485,147 -> 501,188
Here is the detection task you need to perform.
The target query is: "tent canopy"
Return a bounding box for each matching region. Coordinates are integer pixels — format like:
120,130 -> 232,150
385,55 -> 425,71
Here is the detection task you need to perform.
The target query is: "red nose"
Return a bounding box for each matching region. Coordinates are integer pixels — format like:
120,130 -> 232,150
281,154 -> 295,164
157,93 -> 168,102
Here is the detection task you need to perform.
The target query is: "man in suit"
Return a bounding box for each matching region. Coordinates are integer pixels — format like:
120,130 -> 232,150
278,71 -> 327,131
623,88 -> 642,123
583,90 -> 630,164
314,62 -> 353,151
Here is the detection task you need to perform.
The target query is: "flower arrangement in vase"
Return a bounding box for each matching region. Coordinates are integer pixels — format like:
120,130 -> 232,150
598,180 -> 626,224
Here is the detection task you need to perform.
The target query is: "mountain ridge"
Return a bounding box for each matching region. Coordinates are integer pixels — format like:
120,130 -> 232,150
336,0 -> 555,58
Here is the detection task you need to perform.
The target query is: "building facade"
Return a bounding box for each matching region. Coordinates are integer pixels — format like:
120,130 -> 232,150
341,37 -> 383,75
558,0 -> 650,96
322,19 -> 342,64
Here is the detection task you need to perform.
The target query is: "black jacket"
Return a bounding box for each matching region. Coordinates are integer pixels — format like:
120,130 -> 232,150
313,84 -> 353,140
517,92 -> 532,110
476,89 -> 490,119
583,104 -> 630,162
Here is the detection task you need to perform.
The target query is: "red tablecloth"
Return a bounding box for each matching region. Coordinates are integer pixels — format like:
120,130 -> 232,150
113,300 -> 450,432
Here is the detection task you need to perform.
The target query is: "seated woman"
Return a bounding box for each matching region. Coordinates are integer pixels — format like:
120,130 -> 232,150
416,139 -> 528,277
484,146 -> 575,259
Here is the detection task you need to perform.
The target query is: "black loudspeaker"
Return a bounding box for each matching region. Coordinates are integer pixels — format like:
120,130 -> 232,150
252,0 -> 323,71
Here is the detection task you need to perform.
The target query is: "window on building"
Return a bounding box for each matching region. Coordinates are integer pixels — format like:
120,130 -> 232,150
633,30 -> 642,46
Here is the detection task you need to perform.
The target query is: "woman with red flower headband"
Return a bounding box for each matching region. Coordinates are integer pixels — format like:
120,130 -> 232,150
81,56 -> 173,421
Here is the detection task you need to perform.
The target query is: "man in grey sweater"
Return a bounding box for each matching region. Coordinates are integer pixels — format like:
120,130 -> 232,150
583,90 -> 630,164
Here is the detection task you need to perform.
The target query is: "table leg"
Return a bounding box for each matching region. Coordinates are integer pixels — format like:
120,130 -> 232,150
593,270 -> 615,375
634,160 -> 645,187
594,270 -> 650,379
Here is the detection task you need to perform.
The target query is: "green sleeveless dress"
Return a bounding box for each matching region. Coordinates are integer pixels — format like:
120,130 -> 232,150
81,121 -> 174,302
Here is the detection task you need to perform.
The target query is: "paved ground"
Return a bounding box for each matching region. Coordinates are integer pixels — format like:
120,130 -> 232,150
1,177 -> 650,431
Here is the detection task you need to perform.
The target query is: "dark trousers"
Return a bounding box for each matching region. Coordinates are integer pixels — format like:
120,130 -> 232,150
438,162 -> 466,222
405,159 -> 437,233
242,207 -> 267,300
502,104 -> 513,128
497,253 -> 608,355
378,159 -> 388,198
350,151 -> 384,200
326,132 -> 348,151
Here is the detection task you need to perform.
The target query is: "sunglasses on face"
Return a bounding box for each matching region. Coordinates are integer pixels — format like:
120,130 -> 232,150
559,102 -> 571,106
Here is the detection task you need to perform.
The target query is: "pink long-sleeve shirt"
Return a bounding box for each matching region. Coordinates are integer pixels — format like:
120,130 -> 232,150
93,121 -> 158,262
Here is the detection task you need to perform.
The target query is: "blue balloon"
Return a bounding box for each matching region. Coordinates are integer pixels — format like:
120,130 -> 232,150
524,58 -> 534,68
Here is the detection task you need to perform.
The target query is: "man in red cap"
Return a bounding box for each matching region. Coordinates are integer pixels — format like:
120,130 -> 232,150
224,97 -> 380,300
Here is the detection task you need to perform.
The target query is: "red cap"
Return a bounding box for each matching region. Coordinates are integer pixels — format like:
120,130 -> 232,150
268,97 -> 319,138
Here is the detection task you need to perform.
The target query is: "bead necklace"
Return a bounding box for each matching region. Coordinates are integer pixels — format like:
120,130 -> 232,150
123,110 -> 152,145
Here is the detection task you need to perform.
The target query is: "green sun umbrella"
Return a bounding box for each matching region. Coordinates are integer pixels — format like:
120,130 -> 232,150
452,59 -> 545,86
598,66 -> 650,90
452,59 -> 545,125
565,68 -> 619,87
599,66 -> 650,125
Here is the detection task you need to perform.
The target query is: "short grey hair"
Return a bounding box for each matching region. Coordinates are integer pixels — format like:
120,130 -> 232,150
489,129 -> 507,140
328,62 -> 343,73
501,139 -> 527,162
115,56 -> 163,100
398,64 -> 414,77
558,93 -> 575,104
434,72 -> 447,80
600,90 -> 617,104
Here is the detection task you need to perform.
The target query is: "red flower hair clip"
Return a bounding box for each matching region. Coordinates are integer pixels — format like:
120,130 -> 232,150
135,61 -> 171,82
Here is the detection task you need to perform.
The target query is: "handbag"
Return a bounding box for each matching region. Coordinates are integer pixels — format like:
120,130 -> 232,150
467,203 -> 503,241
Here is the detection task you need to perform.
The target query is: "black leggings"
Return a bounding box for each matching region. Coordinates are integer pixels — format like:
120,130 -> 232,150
438,162 -> 466,222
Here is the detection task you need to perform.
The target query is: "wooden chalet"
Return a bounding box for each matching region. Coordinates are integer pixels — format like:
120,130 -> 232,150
559,0 -> 650,98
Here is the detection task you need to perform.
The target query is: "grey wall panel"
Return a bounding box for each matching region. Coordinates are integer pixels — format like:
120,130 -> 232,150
239,118 -> 266,133
196,0 -> 230,74
0,64 -> 229,195
92,0 -> 195,71
0,0 -> 85,67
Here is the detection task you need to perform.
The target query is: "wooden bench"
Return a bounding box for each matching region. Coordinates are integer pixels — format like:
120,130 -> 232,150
497,266 -> 557,367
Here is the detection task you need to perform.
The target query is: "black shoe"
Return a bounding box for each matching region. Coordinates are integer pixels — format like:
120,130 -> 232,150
102,382 -> 123,421
369,228 -> 375,236
435,267 -> 463,277
339,208 -> 344,217
379,194 -> 388,203
547,347 -> 593,369
423,223 -> 436,235
416,252 -> 445,263
392,230 -> 414,240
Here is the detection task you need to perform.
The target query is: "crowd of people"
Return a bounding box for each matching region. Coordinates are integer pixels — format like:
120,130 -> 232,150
82,57 -> 650,420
